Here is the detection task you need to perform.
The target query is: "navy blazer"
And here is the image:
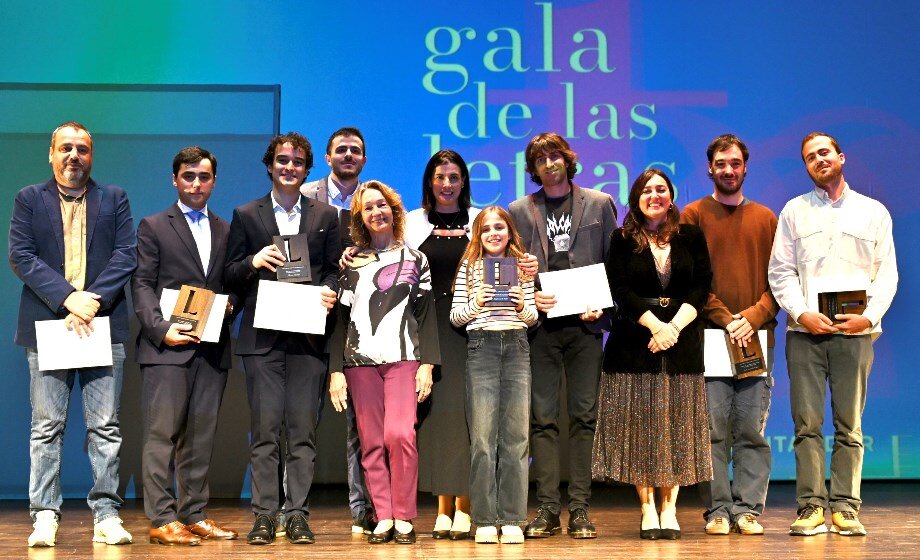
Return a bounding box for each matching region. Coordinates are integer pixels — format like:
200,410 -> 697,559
132,204 -> 236,369
8,179 -> 137,347
224,193 -> 341,356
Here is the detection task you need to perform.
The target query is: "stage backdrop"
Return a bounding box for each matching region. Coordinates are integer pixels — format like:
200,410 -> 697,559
0,1 -> 916,498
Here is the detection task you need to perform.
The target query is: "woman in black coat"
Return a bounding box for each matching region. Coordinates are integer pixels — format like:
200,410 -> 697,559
592,169 -> 713,540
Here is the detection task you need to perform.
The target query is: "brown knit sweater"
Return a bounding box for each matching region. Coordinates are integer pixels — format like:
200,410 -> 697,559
681,196 -> 779,346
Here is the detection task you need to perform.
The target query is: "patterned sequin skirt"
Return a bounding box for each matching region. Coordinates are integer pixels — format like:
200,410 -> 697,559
592,371 -> 713,487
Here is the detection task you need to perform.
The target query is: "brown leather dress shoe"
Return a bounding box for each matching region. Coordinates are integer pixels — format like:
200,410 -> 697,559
188,518 -> 239,540
149,521 -> 202,546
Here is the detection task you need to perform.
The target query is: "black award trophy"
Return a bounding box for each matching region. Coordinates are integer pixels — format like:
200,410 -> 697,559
273,234 -> 312,283
484,257 -> 518,307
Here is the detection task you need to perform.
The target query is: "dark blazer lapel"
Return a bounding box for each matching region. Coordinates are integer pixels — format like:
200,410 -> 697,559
167,204 -> 205,276
39,180 -> 65,261
257,193 -> 281,239
567,183 -> 586,248
530,189 -> 550,262
205,212 -> 223,280
84,179 -> 102,252
298,195 -> 316,235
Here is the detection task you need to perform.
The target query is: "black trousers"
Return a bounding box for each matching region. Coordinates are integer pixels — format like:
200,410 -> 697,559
141,354 -> 228,527
243,334 -> 327,518
528,319 -> 603,514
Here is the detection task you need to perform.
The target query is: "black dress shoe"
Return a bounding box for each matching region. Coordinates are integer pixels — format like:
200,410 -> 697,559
525,506 -> 562,538
394,527 -> 417,544
286,514 -> 315,544
659,528 -> 681,540
448,528 -> 470,540
568,508 -> 597,539
247,514 -> 275,545
432,528 -> 450,539
368,527 -> 394,544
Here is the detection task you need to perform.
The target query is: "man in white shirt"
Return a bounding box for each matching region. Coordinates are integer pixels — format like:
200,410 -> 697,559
769,132 -> 898,537
301,127 -> 372,534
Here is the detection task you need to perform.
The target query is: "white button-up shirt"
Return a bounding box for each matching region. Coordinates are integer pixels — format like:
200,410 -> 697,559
272,192 -> 302,236
177,200 -> 211,273
768,183 -> 898,335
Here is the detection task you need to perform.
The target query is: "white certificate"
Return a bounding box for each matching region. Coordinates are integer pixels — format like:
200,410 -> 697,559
254,280 -> 328,335
35,317 -> 113,371
159,288 -> 229,344
538,263 -> 614,318
704,329 -> 769,377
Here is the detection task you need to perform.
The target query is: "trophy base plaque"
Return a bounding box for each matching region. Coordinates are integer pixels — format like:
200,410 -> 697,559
726,333 -> 766,379
273,234 -> 312,283
484,257 -> 518,308
818,290 -> 867,323
168,285 -> 216,339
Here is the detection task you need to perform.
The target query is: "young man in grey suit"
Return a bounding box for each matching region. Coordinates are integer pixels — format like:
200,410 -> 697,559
300,126 -> 373,534
509,132 -> 617,539
133,146 -> 239,545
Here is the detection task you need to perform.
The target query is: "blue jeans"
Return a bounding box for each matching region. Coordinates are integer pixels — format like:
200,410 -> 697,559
700,349 -> 774,522
466,329 -> 531,526
27,344 -> 126,523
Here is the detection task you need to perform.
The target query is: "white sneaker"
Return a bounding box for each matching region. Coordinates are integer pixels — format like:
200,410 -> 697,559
500,525 -> 524,544
28,510 -> 58,547
474,525 -> 498,544
92,516 -> 133,545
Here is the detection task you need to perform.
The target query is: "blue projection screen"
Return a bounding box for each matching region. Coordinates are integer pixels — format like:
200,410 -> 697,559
0,1 -> 917,499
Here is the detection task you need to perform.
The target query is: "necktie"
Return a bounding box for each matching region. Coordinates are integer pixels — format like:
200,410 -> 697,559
187,210 -> 205,223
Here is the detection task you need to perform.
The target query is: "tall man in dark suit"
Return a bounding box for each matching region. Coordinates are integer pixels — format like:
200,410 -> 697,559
132,146 -> 239,545
225,132 -> 341,545
9,122 -> 136,547
300,126 -> 372,534
509,132 -> 617,540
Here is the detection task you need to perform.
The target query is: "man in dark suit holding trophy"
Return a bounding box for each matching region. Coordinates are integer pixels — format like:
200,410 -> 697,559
133,146 -> 238,545
225,132 -> 341,545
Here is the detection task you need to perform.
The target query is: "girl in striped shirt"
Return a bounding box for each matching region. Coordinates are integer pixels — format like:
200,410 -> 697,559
449,206 -> 537,544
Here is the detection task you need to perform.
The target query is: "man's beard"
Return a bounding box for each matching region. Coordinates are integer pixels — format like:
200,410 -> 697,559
712,174 -> 744,196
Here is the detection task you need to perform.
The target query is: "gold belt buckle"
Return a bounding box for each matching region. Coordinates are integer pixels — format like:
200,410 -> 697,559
658,297 -> 671,307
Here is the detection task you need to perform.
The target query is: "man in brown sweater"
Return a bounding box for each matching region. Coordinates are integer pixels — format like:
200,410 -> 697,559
681,134 -> 778,536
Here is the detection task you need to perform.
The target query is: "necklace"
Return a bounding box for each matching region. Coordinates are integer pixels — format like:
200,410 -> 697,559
433,209 -> 463,230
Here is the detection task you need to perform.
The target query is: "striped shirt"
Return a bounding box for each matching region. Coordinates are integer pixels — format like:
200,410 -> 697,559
450,258 -> 538,331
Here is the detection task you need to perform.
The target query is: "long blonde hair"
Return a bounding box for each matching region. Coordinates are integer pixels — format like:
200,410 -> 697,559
453,206 -> 531,292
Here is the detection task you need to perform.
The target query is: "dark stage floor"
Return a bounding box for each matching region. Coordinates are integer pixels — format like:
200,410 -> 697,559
3,481 -> 918,559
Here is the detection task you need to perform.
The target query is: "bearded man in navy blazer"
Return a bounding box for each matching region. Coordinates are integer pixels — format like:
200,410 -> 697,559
132,146 -> 240,545
9,122 -> 137,548
224,132 -> 341,545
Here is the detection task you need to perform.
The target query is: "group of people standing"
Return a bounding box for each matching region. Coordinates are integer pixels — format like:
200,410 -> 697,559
10,122 -> 896,549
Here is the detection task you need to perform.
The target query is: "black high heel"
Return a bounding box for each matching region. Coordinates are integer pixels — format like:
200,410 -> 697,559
640,514 -> 661,540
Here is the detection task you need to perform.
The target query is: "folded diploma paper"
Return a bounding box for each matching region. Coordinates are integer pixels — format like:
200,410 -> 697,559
254,280 -> 328,335
35,316 -> 113,371
537,264 -> 613,318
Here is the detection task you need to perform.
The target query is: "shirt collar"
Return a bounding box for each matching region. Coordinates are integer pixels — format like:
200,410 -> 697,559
177,200 -> 208,217
813,182 -> 851,206
271,192 -> 302,214
327,175 -> 358,207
